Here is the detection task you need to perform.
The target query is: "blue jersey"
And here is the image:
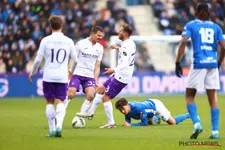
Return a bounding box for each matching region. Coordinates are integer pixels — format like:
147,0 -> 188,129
125,99 -> 156,126
182,19 -> 225,69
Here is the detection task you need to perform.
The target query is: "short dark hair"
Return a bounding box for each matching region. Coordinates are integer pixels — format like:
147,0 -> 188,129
115,98 -> 128,110
122,24 -> 133,36
48,15 -> 63,30
91,26 -> 104,33
195,3 -> 210,20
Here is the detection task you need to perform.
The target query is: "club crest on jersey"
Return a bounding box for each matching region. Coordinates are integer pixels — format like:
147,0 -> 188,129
123,52 -> 127,56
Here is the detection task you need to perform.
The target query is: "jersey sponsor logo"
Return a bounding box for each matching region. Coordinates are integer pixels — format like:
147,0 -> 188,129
0,78 -> 9,97
200,57 -> 217,63
200,45 -> 212,50
81,52 -> 98,59
145,109 -> 156,114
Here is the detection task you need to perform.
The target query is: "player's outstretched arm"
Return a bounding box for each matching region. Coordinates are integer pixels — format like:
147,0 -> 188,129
109,45 -> 120,50
130,112 -> 149,126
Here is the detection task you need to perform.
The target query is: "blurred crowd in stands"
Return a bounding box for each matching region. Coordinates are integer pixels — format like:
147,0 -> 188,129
0,0 -> 155,73
1,0 -> 225,74
152,0 -> 225,70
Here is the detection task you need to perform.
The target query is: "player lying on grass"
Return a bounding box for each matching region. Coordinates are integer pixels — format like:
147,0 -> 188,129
115,98 -> 190,126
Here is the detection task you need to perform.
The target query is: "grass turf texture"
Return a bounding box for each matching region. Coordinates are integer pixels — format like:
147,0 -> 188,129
0,95 -> 224,150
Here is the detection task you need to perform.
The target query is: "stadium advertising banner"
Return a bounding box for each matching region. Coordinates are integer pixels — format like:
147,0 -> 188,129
1,72 -> 225,97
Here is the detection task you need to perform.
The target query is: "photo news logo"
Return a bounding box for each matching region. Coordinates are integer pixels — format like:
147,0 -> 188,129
179,140 -> 221,147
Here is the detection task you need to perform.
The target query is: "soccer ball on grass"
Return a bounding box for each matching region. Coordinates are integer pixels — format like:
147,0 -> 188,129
72,116 -> 85,128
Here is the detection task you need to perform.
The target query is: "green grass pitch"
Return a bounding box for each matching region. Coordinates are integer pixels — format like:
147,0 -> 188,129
0,95 -> 224,150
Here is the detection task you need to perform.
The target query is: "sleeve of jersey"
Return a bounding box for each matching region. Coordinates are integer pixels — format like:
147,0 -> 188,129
125,115 -> 131,123
217,26 -> 225,41
181,23 -> 191,37
29,40 -> 45,76
114,46 -> 129,73
70,40 -> 77,63
70,42 -> 79,73
130,111 -> 148,126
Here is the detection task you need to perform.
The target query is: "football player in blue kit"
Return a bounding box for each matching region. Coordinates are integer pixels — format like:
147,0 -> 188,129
115,98 -> 190,127
175,3 -> 225,139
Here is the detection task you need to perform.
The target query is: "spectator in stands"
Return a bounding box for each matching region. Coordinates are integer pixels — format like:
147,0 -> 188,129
151,0 -> 225,71
1,0 -> 154,73
0,58 -> 6,73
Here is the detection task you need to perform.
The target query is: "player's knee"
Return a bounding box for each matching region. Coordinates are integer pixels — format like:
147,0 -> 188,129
67,89 -> 76,99
96,86 -> 105,94
167,120 -> 176,125
102,94 -> 110,103
166,117 -> 176,125
86,93 -> 95,101
169,122 -> 176,125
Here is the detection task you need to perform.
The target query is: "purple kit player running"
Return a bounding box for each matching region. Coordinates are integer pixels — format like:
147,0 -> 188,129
77,23 -> 136,128
28,15 -> 77,137
64,26 -> 104,114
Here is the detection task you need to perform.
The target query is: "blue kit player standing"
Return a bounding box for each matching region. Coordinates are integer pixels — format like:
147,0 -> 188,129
115,98 -> 190,126
175,3 -> 225,139
77,24 -> 136,128
28,15 -> 77,137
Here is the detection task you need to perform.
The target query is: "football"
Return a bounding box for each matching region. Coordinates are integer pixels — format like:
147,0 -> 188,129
72,116 -> 85,128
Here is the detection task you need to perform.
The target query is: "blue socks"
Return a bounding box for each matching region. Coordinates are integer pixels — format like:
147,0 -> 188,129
187,103 -> 201,124
175,113 -> 190,124
211,108 -> 219,131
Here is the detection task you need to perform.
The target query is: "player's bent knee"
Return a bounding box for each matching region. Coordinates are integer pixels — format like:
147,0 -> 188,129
168,122 -> 176,125
86,94 -> 95,101
96,86 -> 105,94
68,90 -> 76,100
166,117 -> 176,125
67,88 -> 77,99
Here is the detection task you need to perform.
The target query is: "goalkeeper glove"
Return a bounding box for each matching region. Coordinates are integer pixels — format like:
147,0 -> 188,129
175,62 -> 183,78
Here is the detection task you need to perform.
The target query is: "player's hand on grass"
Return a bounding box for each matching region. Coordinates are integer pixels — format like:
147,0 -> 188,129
28,74 -> 33,83
175,62 -> 182,78
122,122 -> 131,127
103,68 -> 115,75
109,45 -> 119,50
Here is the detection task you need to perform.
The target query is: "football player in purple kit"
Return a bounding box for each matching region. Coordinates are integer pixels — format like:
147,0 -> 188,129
64,26 -> 104,115
29,15 -> 77,137
77,24 -> 136,128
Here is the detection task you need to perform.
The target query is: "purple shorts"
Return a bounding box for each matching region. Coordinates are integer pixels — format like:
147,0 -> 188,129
69,74 -> 95,93
43,81 -> 67,101
103,75 -> 127,99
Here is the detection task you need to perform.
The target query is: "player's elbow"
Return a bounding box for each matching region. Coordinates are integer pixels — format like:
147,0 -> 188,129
180,36 -> 188,45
